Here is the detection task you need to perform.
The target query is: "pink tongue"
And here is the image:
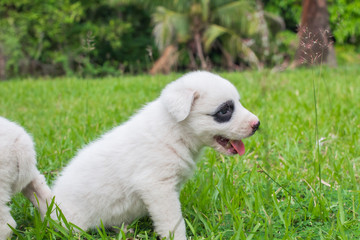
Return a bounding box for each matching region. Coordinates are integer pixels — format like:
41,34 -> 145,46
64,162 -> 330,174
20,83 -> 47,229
230,140 -> 245,155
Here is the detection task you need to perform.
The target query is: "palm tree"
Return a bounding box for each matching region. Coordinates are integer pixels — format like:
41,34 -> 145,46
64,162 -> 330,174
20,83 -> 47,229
151,0 -> 262,72
117,0 -> 284,73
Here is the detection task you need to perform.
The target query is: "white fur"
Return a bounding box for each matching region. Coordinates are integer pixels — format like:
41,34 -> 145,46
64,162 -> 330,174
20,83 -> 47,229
0,117 -> 51,239
52,71 -> 259,239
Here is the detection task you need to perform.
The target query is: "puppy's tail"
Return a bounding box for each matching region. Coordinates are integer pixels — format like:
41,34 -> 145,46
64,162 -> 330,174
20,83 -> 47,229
22,172 -> 52,217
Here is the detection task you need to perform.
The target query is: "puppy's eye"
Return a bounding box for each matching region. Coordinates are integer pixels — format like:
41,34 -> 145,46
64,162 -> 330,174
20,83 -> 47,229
213,101 -> 234,123
219,105 -> 231,115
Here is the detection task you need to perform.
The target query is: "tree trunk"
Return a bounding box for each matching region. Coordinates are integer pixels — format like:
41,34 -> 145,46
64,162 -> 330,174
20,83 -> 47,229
194,32 -> 208,70
187,48 -> 198,70
217,43 -> 238,71
149,45 -> 178,75
293,0 -> 337,67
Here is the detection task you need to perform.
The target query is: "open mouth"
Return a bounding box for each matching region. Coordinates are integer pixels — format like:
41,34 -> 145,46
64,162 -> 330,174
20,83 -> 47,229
215,136 -> 245,155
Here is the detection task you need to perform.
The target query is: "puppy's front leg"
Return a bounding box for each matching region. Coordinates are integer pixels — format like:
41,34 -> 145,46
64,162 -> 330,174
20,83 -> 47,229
0,204 -> 16,239
141,186 -> 186,240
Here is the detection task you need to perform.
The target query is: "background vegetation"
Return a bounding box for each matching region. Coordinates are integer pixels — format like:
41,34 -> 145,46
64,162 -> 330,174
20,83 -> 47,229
0,0 -> 359,78
0,65 -> 359,239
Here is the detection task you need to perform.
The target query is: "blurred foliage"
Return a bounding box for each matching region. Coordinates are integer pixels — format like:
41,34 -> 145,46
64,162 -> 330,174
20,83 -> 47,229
0,0 -> 359,78
263,0 -> 302,32
0,0 -> 156,77
328,0 -> 360,45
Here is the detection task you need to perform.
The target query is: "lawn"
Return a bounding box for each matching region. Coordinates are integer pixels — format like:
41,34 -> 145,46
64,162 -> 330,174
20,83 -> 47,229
0,65 -> 359,239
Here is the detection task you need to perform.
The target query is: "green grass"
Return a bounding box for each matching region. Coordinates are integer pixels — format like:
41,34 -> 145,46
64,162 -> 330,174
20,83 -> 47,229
0,65 -> 359,239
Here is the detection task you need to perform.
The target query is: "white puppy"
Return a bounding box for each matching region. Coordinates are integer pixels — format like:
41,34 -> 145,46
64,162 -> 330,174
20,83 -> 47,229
0,117 -> 52,239
52,71 -> 260,239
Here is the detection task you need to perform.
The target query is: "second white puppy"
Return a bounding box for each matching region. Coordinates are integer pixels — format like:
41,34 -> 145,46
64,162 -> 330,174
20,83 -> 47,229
52,71 -> 260,239
0,117 -> 52,239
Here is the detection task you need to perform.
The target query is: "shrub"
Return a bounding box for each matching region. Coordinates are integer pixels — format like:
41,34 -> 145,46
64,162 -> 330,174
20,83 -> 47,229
0,0 -> 156,77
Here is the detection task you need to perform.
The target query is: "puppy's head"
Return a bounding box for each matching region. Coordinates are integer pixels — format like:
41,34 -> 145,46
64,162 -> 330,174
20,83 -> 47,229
160,71 -> 259,156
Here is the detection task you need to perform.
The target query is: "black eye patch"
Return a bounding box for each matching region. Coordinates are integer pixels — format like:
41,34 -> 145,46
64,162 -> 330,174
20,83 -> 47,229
212,100 -> 234,123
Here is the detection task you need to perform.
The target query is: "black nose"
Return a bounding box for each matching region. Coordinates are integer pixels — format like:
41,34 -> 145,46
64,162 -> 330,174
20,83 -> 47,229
252,121 -> 260,132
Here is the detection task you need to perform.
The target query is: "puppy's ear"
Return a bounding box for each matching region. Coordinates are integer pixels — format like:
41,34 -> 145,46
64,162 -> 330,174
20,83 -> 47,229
161,86 -> 199,122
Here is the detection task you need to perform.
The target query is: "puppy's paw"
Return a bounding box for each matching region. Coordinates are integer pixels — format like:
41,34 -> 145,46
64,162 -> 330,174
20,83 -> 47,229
0,217 -> 16,239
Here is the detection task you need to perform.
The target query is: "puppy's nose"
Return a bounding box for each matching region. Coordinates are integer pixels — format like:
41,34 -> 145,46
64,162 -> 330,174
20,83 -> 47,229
251,121 -> 260,132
